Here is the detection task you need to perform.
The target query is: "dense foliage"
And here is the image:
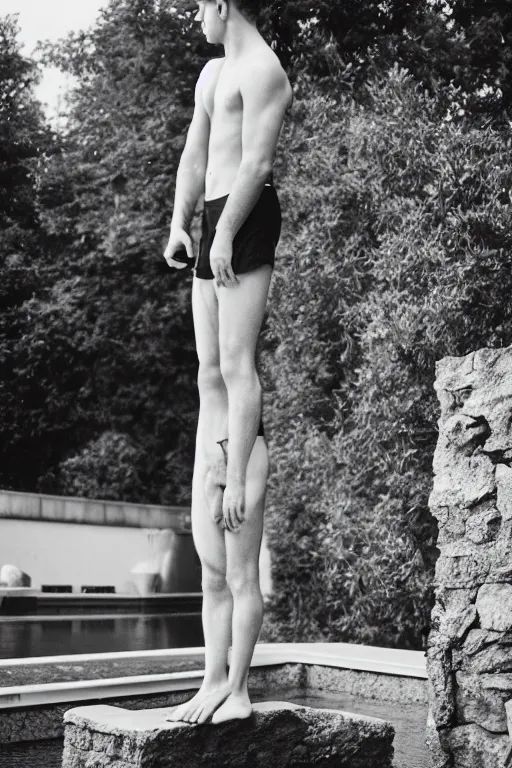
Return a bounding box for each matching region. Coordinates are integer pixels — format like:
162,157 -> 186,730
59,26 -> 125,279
2,0 -> 512,646
0,15 -> 57,489
260,63 -> 512,647
261,0 -> 512,120
2,1 -> 213,502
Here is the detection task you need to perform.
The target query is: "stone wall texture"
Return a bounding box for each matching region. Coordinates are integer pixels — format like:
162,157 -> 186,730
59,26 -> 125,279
427,347 -> 512,768
62,701 -> 395,768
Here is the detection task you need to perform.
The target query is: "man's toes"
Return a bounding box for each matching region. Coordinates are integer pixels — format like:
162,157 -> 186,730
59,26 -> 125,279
189,704 -> 204,723
197,707 -> 211,724
183,704 -> 198,722
176,702 -> 194,721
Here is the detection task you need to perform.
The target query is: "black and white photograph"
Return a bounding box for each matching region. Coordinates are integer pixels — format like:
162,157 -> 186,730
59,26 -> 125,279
1,1 -> 511,766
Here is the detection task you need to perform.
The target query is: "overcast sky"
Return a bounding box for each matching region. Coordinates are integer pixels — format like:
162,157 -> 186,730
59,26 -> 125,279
3,0 -> 109,114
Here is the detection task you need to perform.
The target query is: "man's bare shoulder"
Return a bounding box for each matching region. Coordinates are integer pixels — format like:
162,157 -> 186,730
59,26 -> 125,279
241,45 -> 293,108
242,44 -> 283,76
197,57 -> 225,86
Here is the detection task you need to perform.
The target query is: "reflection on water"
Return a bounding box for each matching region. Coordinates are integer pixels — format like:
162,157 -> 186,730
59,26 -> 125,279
255,688 -> 429,768
0,614 -> 204,658
2,691 -> 429,768
0,739 -> 64,768
0,683 -> 429,768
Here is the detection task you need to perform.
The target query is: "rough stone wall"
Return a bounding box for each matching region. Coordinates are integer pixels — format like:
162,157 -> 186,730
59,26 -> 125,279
62,702 -> 395,768
427,347 -> 512,768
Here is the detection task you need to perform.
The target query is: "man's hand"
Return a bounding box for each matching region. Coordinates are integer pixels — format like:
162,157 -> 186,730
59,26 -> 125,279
210,231 -> 239,288
164,227 -> 194,269
222,481 -> 245,533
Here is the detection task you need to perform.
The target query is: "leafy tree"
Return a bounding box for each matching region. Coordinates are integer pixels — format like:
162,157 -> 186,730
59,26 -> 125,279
446,0 -> 512,115
261,64 -> 512,648
262,0 -> 426,78
4,0 -> 512,649
3,0 -> 212,501
59,431 -> 145,501
261,0 -> 512,122
0,14 -> 58,489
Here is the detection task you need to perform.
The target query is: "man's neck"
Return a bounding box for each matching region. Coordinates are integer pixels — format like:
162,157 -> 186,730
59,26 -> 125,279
222,21 -> 261,60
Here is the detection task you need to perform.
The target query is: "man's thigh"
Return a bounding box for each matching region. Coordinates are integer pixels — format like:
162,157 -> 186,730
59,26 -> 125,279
216,265 -> 272,362
192,432 -> 268,574
191,452 -> 227,574
192,275 -> 220,367
192,275 -> 229,455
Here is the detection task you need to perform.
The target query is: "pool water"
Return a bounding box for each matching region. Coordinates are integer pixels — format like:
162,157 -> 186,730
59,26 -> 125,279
253,687 -> 430,768
1,687 -> 430,768
0,614 -> 204,659
0,740 -> 63,768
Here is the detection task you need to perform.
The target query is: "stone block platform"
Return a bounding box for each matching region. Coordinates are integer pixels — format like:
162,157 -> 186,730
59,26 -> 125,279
62,700 -> 394,768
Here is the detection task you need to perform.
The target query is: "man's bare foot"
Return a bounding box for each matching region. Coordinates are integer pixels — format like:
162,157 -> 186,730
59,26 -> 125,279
210,691 -> 252,724
166,683 -> 231,725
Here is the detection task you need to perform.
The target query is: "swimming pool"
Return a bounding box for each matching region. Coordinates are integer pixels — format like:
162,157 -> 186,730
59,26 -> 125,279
0,688 -> 429,768
253,687 -> 429,768
0,643 -> 430,767
0,614 -> 203,659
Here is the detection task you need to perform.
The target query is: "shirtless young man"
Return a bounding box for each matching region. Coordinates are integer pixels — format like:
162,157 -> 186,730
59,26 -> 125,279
163,0 -> 292,725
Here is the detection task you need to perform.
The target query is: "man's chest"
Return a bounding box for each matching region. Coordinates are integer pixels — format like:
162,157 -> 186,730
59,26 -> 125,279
203,65 -> 243,122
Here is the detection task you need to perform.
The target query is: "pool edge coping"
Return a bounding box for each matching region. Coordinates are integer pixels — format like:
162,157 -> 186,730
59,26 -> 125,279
0,643 -> 427,710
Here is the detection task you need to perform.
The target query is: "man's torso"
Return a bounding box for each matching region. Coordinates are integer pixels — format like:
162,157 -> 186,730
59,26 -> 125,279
200,43 -> 292,200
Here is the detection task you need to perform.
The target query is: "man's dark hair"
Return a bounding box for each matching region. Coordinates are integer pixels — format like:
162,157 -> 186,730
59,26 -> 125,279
232,0 -> 263,24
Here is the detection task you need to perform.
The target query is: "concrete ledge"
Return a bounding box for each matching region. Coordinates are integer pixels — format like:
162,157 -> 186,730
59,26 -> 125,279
0,665 -> 305,745
0,670 -> 205,709
0,660 -> 304,711
305,664 -> 427,704
0,588 -> 38,598
0,644 -> 428,712
62,701 -> 395,768
0,641 -> 427,677
0,489 -> 190,530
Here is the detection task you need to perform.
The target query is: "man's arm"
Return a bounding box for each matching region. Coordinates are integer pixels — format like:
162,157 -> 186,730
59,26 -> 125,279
214,62 -> 291,241
170,62 -> 212,234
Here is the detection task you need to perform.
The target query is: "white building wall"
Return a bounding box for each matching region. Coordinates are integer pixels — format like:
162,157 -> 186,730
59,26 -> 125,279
0,519 -> 273,597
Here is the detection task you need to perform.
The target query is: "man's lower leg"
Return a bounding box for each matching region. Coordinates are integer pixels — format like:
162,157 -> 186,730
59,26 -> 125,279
222,362 -> 262,488
167,370 -> 232,723
228,575 -> 264,692
166,540 -> 234,723
211,573 -> 264,723
196,366 -> 229,458
201,570 -> 233,688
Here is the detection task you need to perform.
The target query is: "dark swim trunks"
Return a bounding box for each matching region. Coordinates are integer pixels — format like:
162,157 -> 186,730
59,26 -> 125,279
195,182 -> 282,280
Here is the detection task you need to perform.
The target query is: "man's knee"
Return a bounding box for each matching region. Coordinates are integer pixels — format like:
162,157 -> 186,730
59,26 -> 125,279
197,361 -> 223,395
220,351 -> 257,388
226,565 -> 261,598
201,562 -> 228,594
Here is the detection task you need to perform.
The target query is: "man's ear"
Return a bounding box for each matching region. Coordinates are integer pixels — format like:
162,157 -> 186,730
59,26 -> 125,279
217,1 -> 228,22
